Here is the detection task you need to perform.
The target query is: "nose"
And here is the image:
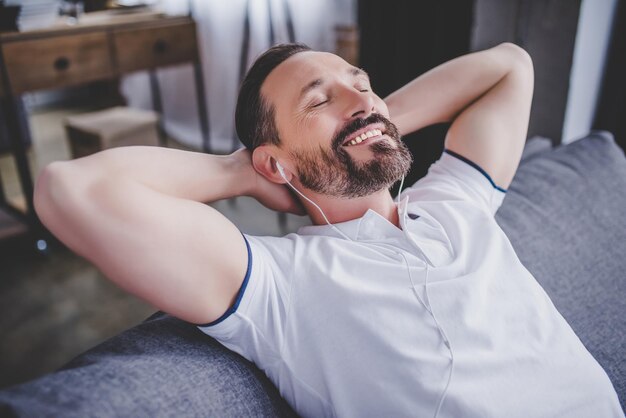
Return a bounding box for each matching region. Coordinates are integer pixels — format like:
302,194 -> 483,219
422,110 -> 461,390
342,86 -> 375,120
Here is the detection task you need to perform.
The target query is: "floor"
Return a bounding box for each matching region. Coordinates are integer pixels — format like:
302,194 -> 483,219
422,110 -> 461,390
0,103 -> 310,389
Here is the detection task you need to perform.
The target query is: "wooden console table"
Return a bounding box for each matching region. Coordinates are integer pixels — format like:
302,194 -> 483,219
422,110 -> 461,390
0,11 -> 211,246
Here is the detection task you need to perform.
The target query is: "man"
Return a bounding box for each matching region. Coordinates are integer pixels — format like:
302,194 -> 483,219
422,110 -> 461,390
34,43 -> 623,417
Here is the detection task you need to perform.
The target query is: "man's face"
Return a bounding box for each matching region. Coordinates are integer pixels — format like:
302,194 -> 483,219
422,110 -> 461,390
262,51 -> 412,198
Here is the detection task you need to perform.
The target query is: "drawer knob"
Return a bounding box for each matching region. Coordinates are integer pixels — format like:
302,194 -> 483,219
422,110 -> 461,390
54,56 -> 71,71
153,39 -> 168,54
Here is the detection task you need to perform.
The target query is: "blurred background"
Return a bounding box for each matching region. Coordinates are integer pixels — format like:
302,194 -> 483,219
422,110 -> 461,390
0,0 -> 623,389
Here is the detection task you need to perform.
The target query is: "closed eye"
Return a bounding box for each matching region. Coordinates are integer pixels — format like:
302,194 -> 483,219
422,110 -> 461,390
312,100 -> 329,108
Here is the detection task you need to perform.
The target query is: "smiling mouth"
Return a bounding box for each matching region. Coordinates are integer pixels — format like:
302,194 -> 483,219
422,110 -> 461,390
342,127 -> 385,147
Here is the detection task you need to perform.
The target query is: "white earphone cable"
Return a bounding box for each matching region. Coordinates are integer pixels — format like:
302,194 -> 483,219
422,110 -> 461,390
423,264 -> 454,418
397,175 -> 406,205
278,168 -> 353,241
377,245 -> 454,418
277,163 -> 452,416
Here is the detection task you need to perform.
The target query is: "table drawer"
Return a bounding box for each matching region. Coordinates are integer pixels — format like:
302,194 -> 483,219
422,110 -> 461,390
113,21 -> 197,73
2,32 -> 114,94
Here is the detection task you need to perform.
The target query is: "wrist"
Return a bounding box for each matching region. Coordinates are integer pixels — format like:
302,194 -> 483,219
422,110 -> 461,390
226,149 -> 257,198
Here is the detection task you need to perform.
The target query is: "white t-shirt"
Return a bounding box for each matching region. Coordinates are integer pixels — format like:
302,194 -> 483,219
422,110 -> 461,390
199,150 -> 624,418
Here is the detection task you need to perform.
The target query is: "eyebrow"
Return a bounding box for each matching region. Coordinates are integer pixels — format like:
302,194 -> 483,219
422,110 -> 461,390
351,67 -> 369,78
298,67 -> 370,103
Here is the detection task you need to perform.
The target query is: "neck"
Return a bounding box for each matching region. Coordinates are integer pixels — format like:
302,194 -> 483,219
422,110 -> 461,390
300,187 -> 400,229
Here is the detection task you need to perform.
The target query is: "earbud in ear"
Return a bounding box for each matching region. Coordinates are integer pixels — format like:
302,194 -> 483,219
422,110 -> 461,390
276,161 -> 287,180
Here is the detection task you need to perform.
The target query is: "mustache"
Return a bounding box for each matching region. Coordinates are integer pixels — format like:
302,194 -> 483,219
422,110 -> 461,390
332,113 -> 397,150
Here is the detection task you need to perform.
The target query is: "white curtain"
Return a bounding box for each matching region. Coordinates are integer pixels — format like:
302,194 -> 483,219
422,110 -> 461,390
121,0 -> 354,153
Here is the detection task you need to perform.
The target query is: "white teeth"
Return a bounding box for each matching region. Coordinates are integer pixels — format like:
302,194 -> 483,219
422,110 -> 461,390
345,129 -> 384,146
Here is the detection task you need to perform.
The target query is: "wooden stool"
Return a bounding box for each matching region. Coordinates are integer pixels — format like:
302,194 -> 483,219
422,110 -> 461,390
65,107 -> 160,159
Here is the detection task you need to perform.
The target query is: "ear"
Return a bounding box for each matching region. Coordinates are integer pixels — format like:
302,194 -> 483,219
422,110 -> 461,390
251,145 -> 293,184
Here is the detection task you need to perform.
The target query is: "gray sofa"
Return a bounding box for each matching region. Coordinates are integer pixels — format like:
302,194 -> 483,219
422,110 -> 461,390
0,131 -> 624,417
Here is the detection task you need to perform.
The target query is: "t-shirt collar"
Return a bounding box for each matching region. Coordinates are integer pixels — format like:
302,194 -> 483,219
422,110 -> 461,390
297,196 -> 411,241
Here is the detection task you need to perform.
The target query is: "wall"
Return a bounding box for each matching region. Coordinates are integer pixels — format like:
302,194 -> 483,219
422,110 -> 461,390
561,0 -> 617,144
471,0 -> 581,144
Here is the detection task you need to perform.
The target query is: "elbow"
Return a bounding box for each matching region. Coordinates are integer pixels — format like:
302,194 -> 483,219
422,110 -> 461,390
34,161 -> 75,229
497,42 -> 534,75
34,162 -> 59,215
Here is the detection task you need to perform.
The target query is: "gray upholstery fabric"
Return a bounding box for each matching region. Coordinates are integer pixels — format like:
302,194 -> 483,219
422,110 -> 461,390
0,312 -> 298,418
0,131 -> 623,416
496,131 -> 626,410
519,135 -> 552,161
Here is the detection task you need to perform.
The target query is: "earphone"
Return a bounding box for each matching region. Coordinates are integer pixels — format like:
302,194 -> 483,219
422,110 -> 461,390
276,160 -> 353,241
276,160 -> 405,208
276,160 -> 405,238
275,159 -> 452,417
276,161 -> 286,177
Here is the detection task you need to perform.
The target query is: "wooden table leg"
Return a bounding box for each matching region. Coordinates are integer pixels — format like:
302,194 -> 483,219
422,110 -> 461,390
1,96 -> 53,251
193,59 -> 211,154
149,70 -> 168,147
3,97 -> 34,221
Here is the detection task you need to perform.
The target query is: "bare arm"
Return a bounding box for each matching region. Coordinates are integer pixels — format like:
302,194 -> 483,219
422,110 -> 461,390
385,42 -> 534,188
34,147 -> 301,324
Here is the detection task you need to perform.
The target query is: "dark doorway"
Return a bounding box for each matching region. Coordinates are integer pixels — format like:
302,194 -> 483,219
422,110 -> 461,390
358,0 -> 474,190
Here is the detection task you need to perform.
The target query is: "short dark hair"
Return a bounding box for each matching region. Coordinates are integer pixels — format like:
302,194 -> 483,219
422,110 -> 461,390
235,43 -> 312,150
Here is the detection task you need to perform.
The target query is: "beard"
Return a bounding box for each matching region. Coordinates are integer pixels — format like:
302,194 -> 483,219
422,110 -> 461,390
289,113 -> 413,198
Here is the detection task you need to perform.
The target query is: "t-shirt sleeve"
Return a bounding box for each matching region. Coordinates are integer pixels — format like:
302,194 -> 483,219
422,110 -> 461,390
196,234 -> 295,367
402,149 -> 508,215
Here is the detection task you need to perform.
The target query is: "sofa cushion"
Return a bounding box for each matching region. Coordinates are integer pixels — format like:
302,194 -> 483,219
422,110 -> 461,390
495,131 -> 626,409
0,312 -> 298,418
519,135 -> 552,161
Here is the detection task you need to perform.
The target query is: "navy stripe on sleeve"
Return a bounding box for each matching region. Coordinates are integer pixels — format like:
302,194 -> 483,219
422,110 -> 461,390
198,234 -> 253,327
444,149 -> 508,193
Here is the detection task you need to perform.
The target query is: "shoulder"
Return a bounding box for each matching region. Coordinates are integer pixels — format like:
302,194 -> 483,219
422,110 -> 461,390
402,150 -> 507,216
